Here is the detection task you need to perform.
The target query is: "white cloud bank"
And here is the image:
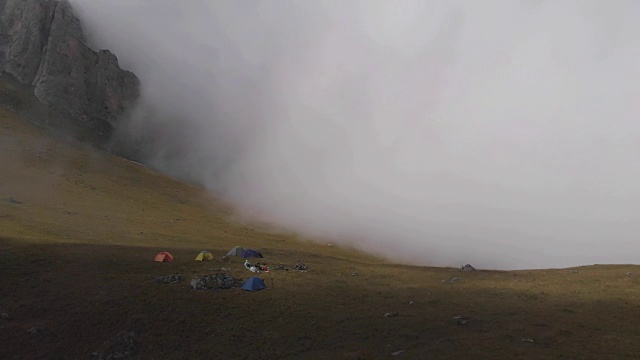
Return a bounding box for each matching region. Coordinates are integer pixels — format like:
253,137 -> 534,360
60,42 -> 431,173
71,0 -> 640,269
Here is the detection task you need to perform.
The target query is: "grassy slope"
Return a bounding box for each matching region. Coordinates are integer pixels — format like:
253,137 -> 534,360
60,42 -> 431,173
1,88 -> 640,359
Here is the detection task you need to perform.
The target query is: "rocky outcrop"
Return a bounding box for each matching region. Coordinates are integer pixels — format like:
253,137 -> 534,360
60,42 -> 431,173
0,0 -> 56,82
0,32 -> 6,71
0,0 -> 9,71
0,0 -> 139,138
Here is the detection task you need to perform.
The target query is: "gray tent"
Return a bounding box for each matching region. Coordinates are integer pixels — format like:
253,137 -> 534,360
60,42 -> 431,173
226,246 -> 245,257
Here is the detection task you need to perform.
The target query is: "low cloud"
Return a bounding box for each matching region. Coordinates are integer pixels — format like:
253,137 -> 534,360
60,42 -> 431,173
71,0 -> 640,269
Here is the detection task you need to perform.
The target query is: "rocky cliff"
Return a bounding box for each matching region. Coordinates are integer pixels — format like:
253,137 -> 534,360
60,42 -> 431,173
0,0 -> 8,71
0,0 -> 139,138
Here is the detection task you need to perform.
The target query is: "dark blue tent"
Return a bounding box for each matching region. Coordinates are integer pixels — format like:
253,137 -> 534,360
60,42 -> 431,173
242,249 -> 263,258
241,276 -> 267,291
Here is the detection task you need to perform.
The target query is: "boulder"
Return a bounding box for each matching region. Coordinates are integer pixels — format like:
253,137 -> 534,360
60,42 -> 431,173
459,264 -> 476,272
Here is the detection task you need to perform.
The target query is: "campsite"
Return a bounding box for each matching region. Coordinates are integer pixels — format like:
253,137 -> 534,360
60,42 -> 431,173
2,100 -> 640,359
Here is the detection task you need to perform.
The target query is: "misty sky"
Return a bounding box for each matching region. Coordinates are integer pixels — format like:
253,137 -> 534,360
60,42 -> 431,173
70,0 -> 640,269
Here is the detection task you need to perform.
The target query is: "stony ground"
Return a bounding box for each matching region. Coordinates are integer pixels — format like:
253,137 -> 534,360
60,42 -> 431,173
2,82 -> 640,359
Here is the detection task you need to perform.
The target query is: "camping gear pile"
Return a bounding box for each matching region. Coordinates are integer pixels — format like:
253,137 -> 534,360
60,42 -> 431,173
292,261 -> 309,271
255,262 -> 269,272
243,260 -> 269,274
273,261 -> 309,271
244,260 -> 259,273
190,273 -> 243,290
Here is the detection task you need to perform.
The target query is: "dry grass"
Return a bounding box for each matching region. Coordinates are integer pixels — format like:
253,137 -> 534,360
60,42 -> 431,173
1,93 -> 640,359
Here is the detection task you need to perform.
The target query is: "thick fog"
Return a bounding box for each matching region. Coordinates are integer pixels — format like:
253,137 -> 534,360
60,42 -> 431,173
70,0 -> 640,269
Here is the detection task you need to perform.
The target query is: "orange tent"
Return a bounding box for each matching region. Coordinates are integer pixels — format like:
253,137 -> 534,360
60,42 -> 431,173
154,252 -> 174,262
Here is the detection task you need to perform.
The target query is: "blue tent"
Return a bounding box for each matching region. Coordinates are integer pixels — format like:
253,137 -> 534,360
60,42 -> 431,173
242,249 -> 263,258
241,276 -> 267,291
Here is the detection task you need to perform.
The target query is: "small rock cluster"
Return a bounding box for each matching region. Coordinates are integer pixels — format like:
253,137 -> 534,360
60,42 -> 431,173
292,261 -> 309,271
453,315 -> 469,325
27,327 -> 43,334
154,275 -> 183,284
275,264 -> 288,271
459,264 -> 476,272
190,273 -> 243,290
453,314 -> 482,326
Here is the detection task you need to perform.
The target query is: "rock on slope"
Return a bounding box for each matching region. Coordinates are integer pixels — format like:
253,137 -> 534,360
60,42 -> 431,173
0,0 -> 139,136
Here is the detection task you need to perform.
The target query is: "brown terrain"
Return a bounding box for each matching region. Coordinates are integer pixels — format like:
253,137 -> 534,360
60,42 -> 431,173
2,75 -> 640,359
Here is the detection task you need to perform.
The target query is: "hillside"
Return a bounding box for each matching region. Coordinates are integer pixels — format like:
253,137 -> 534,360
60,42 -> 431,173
2,78 -> 640,359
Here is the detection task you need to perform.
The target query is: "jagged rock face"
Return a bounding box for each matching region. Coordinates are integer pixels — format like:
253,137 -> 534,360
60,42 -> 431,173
33,0 -> 140,129
0,0 -> 139,135
0,0 -> 8,71
0,33 -> 6,72
1,0 -> 57,82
